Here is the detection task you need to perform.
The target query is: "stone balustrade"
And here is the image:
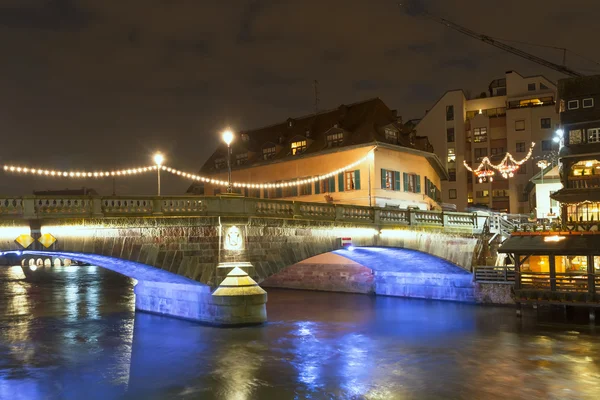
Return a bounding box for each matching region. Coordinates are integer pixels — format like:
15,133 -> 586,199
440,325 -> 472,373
0,195 -> 480,232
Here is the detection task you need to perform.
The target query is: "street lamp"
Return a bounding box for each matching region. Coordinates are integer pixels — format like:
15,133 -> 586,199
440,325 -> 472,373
153,152 -> 164,196
222,129 -> 234,193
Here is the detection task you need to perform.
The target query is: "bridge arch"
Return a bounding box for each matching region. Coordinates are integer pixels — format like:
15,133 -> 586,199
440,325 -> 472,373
261,246 -> 476,302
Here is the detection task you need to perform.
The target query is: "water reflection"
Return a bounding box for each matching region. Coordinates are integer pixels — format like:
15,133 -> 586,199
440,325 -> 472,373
1,266 -> 600,399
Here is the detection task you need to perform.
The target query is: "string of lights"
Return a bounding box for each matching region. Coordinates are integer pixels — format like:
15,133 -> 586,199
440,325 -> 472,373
464,142 -> 535,181
3,164 -> 158,178
2,151 -> 373,189
160,153 -> 372,189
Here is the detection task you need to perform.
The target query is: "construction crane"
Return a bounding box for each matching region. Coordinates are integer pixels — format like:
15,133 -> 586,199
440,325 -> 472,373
399,2 -> 584,77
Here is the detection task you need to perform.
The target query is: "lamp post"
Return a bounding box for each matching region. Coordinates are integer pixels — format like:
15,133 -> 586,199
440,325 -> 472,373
153,152 -> 164,196
222,129 -> 234,193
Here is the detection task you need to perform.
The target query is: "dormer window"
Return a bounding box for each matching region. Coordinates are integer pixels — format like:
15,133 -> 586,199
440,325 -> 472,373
327,132 -> 344,148
291,139 -> 307,155
214,157 -> 226,169
385,128 -> 399,144
235,153 -> 248,166
262,145 -> 276,160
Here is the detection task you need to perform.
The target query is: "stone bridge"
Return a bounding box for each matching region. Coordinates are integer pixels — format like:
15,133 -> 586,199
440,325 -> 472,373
0,195 -> 486,325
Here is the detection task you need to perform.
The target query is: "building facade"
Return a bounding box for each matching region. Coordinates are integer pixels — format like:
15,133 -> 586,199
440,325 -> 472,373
416,71 -> 560,213
188,98 -> 447,210
499,74 -> 600,313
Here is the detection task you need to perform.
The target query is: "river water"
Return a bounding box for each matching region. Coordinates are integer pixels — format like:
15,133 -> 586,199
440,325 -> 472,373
1,265 -> 600,400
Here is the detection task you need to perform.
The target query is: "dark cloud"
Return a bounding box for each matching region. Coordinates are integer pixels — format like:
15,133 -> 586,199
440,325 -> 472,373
0,0 -> 92,31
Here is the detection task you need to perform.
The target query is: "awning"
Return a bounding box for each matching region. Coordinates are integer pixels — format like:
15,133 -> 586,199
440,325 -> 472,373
551,188 -> 600,203
499,234 -> 600,255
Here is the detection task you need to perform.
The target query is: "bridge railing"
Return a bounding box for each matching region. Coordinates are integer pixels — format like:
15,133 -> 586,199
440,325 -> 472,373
0,195 -> 481,231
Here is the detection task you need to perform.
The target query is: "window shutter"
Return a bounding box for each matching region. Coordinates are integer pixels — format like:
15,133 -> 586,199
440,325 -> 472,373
403,172 -> 408,192
244,187 -> 249,197
394,171 -> 401,191
381,169 -> 387,189
338,172 -> 345,192
416,175 -> 421,193
354,170 -> 361,190
329,177 -> 335,193
315,181 -> 321,195
276,187 -> 283,198
292,185 -> 298,196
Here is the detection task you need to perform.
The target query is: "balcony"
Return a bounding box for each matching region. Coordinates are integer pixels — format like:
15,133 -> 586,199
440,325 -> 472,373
567,175 -> 600,189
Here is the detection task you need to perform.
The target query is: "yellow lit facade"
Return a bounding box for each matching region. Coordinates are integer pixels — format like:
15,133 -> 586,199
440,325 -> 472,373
189,99 -> 447,210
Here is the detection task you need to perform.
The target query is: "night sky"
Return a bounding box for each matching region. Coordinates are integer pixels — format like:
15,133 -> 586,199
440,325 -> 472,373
1,0 -> 598,196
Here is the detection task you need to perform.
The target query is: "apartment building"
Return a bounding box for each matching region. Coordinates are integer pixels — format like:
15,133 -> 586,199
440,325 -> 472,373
415,71 -> 559,213
187,98 -> 446,210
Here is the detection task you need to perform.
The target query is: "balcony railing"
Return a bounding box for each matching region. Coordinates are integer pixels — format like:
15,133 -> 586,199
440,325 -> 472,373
0,195 -> 481,232
567,175 -> 600,189
474,265 -> 515,283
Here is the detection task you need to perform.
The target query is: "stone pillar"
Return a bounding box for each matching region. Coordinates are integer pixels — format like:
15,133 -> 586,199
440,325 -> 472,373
211,267 -> 267,325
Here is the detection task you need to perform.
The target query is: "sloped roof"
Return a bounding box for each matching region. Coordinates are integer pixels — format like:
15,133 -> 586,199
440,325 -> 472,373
198,98 -> 430,174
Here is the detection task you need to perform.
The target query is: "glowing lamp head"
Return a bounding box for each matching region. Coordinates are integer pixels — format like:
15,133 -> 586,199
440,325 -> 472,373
553,136 -> 560,143
222,129 -> 234,146
153,152 -> 164,166
555,128 -> 564,137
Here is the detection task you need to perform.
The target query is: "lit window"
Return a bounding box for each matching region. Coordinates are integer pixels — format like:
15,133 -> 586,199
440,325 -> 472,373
540,118 -> 551,129
385,129 -> 399,143
235,153 -> 248,166
291,140 -> 307,155
345,171 -> 357,190
476,190 -> 489,198
406,173 -> 419,193
447,147 -> 456,163
473,127 -> 487,143
385,170 -> 395,190
262,146 -> 276,160
327,132 -> 344,147
449,189 -> 457,199
583,98 -> 594,108
516,142 -> 526,152
568,100 -> 579,110
588,128 -> 600,143
515,120 -> 525,131
569,129 -> 583,145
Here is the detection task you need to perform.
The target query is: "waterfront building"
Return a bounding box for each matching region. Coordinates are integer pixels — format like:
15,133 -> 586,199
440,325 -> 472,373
415,70 -> 559,213
499,74 -> 600,312
188,98 -> 447,210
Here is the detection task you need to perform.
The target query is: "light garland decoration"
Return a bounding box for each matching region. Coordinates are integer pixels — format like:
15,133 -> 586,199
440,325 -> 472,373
3,164 -> 158,178
463,157 -> 495,183
464,142 -> 535,181
160,153 -> 373,189
2,150 -> 374,190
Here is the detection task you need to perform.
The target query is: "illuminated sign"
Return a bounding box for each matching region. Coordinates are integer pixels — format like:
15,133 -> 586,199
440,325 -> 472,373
544,236 -> 566,242
224,226 -> 244,251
